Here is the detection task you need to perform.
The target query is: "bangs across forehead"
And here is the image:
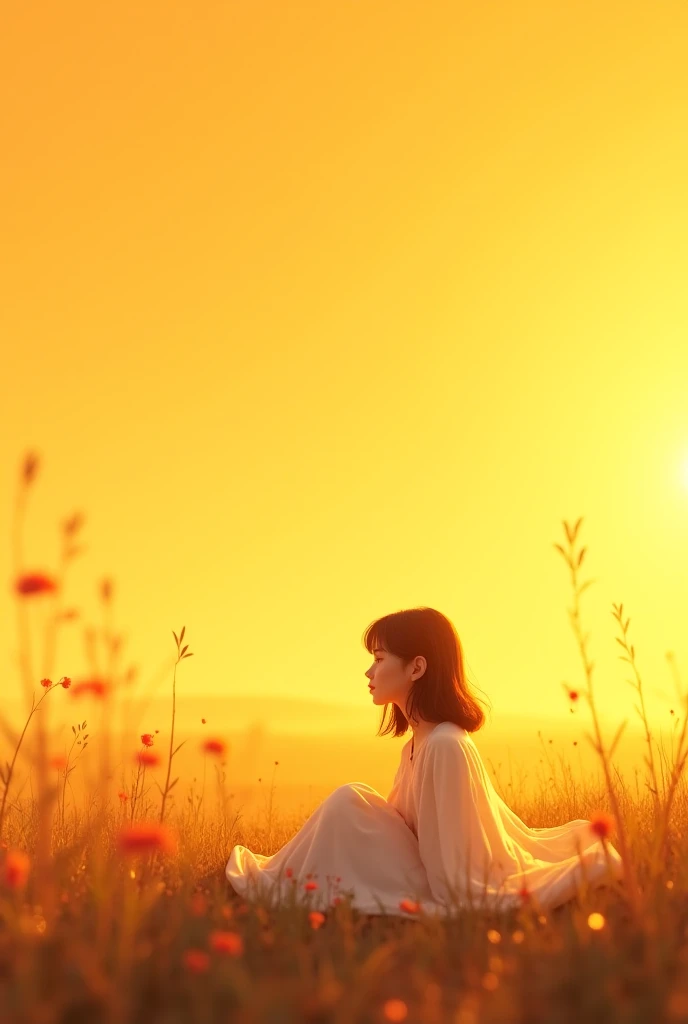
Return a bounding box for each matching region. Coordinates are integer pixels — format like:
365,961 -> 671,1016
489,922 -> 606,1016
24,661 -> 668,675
365,620 -> 392,655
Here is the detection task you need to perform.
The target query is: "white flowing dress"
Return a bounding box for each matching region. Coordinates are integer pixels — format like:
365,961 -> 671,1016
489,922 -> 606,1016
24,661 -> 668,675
225,722 -> 624,916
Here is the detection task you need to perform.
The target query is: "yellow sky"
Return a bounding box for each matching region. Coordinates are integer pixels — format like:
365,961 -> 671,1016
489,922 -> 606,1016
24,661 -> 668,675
1,0 -> 687,764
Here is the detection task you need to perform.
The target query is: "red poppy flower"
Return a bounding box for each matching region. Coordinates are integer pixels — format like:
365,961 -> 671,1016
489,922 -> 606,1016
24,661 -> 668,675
304,880 -> 318,891
140,733 -> 154,748
40,678 -> 53,688
182,949 -> 210,973
589,812 -> 614,840
59,676 -> 71,689
384,999 -> 408,1022
309,911 -> 326,930
1,850 -> 31,889
209,929 -> 244,956
71,679 -> 108,698
136,750 -> 160,768
399,898 -> 420,914
117,791 -> 129,802
202,738 -> 225,757
15,573 -> 58,596
117,822 -> 177,856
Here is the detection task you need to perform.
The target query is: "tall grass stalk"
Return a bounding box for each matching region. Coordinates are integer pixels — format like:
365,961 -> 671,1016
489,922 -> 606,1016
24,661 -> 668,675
158,628 -> 192,824
555,517 -> 687,926
555,518 -> 643,920
0,685 -> 61,839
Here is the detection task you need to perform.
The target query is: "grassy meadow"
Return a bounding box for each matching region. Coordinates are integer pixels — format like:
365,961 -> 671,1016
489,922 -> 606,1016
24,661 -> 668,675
2,452 -> 688,1023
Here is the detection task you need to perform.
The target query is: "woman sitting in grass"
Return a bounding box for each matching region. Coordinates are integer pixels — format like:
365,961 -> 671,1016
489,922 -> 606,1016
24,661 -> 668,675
226,607 -> 623,917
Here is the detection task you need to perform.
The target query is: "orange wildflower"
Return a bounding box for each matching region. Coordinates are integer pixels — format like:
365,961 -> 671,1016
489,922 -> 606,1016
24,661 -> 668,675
183,949 -> 210,973
117,822 -> 177,856
136,750 -> 160,768
309,911 -> 326,930
304,880 -> 319,891
1,850 -> 31,889
383,998 -> 408,1022
209,929 -> 244,956
589,812 -> 614,841
140,733 -> 154,748
202,738 -> 225,756
117,791 -> 129,802
49,754 -> 68,771
15,573 -> 57,596
59,676 -> 71,689
40,678 -> 53,688
71,679 -> 108,698
568,689 -> 579,702
399,898 -> 420,914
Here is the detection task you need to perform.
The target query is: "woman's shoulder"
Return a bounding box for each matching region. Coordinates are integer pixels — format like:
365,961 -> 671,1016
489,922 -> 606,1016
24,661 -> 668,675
435,720 -> 466,735
428,721 -> 468,745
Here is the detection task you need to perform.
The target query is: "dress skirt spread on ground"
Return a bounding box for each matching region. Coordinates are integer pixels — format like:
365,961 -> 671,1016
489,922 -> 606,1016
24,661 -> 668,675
225,722 -> 624,917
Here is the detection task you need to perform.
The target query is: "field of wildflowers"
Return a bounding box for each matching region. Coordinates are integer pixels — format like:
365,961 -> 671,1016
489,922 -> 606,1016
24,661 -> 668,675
2,450 -> 688,1023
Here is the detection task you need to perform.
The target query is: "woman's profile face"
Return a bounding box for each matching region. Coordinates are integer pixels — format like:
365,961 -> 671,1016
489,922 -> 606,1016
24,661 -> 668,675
366,647 -> 395,704
365,645 -> 425,706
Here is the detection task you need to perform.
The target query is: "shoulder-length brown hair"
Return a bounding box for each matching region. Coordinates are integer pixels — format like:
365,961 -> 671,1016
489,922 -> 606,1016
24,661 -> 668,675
362,607 -> 490,738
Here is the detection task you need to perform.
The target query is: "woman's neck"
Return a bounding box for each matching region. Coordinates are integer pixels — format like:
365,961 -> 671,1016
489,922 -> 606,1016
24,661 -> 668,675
410,723 -> 439,763
410,721 -> 440,746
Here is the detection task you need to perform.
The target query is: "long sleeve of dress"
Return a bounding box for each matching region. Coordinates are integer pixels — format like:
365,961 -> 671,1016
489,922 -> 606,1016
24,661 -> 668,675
413,731 -> 624,913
